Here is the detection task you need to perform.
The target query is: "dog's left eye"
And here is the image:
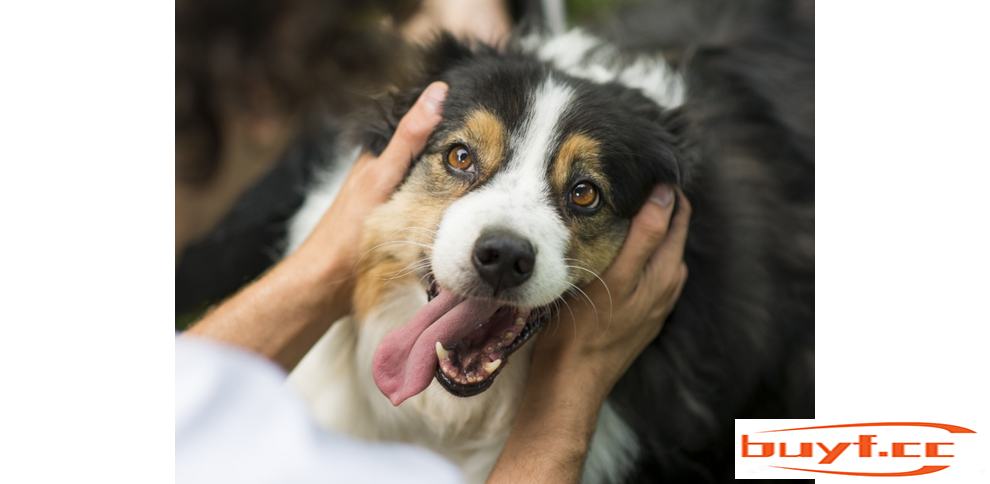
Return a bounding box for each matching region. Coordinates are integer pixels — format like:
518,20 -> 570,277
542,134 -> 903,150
569,181 -> 601,210
447,145 -> 475,172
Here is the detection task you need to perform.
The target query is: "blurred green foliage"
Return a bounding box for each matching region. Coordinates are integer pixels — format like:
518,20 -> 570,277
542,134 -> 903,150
565,0 -> 646,22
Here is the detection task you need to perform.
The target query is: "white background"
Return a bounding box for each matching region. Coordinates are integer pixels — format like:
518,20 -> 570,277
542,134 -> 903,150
1,1 -> 989,483
813,2 -> 990,482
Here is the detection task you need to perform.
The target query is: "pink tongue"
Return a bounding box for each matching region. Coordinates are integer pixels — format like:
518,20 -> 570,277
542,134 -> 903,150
372,290 -> 500,405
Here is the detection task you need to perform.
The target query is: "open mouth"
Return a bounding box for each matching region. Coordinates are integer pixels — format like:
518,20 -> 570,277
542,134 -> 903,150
371,274 -> 556,406
427,278 -> 554,397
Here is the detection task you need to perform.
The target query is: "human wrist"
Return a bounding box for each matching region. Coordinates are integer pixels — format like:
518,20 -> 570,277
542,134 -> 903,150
185,244 -> 353,371
279,245 -> 353,323
530,336 -> 617,406
490,348 -> 605,484
523,343 -> 611,435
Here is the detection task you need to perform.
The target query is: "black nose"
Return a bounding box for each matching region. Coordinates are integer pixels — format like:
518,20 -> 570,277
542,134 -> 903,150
472,230 -> 535,294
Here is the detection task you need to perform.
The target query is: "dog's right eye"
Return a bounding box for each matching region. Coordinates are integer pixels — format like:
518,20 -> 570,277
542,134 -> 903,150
569,181 -> 601,210
447,145 -> 475,172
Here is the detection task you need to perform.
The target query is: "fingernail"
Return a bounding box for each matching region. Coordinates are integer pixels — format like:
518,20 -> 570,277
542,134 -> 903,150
421,82 -> 448,114
648,185 -> 674,207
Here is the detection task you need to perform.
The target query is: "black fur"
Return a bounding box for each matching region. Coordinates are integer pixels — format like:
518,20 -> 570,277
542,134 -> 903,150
600,1 -> 815,482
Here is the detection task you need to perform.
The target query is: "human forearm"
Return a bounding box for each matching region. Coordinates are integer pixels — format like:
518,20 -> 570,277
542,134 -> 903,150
182,84 -> 447,372
185,251 -> 351,372
487,349 -> 608,484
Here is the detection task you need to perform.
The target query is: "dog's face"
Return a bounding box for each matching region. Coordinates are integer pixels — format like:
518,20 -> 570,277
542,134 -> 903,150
358,44 -> 684,404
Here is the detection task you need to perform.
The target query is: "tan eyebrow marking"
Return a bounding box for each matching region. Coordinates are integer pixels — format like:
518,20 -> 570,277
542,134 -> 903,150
462,109 -> 506,175
552,133 -> 603,192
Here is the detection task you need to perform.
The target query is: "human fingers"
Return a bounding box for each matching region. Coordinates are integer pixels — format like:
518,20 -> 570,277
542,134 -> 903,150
675,263 -> 688,299
636,188 -> 690,298
603,184 -> 677,291
645,187 -> 692,277
376,82 -> 448,181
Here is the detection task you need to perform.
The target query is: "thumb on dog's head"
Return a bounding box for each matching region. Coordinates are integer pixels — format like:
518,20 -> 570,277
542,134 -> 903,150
639,186 -> 690,294
379,82 -> 448,173
606,185 -> 686,292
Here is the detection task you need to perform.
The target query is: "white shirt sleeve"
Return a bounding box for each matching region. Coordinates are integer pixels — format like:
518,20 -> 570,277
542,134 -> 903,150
176,336 -> 465,484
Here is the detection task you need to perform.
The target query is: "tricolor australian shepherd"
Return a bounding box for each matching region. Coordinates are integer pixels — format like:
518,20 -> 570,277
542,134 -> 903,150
284,2 -> 814,482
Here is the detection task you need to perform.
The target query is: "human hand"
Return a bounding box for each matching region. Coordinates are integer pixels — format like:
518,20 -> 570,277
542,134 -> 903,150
487,185 -> 690,484
289,81 -> 449,294
188,83 -> 447,371
533,185 -> 691,402
401,0 -> 512,47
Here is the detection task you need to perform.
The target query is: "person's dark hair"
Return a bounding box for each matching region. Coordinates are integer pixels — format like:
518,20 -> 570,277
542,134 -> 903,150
176,0 -> 420,185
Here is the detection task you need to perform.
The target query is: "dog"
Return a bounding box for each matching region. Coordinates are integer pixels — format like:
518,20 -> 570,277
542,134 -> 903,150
284,2 -> 814,482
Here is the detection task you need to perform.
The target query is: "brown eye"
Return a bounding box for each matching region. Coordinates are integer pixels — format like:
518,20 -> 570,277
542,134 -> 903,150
570,182 -> 600,209
447,145 -> 473,171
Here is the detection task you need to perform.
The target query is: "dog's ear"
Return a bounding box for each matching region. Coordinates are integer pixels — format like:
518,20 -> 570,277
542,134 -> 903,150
354,33 -> 475,155
599,86 -> 695,217
656,105 -> 695,181
619,84 -> 694,183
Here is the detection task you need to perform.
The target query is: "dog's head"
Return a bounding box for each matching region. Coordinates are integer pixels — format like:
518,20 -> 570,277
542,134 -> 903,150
355,36 -> 687,406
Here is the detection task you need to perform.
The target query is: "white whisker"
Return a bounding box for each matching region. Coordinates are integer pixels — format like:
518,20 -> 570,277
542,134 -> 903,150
376,262 -> 431,283
566,282 -> 599,332
563,261 -> 613,338
359,240 -> 433,260
378,260 -> 433,287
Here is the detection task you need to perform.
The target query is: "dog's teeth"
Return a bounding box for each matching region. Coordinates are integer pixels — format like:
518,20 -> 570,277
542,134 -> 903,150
484,359 -> 502,373
486,345 -> 494,353
435,342 -> 448,361
515,317 -> 525,326
503,331 -> 514,340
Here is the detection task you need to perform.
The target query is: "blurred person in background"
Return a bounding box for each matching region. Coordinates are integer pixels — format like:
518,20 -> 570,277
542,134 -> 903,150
175,0 -> 690,482
175,0 -> 522,260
